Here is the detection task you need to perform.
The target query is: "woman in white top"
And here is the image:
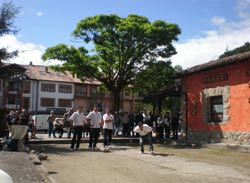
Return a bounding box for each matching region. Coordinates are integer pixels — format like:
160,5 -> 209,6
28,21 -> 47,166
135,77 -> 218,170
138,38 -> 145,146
103,108 -> 114,147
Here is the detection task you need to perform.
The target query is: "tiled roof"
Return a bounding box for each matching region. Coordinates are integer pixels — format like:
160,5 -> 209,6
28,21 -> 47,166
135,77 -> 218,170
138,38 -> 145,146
21,64 -> 101,85
182,51 -> 250,76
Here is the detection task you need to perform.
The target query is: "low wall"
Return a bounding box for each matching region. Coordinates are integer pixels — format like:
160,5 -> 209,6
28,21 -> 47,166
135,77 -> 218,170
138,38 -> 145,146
188,130 -> 250,145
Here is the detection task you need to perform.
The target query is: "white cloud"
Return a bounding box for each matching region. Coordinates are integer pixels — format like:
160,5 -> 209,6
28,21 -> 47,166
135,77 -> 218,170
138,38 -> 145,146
1,0 -> 250,70
36,12 -> 43,16
211,16 -> 226,25
236,0 -> 250,18
171,1 -> 250,69
0,35 -> 61,66
172,24 -> 250,69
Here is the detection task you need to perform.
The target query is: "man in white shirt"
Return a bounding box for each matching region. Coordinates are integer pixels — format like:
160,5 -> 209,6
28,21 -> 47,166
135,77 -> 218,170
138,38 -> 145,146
69,106 -> 86,151
134,122 -> 154,154
102,108 -> 114,148
86,105 -> 103,150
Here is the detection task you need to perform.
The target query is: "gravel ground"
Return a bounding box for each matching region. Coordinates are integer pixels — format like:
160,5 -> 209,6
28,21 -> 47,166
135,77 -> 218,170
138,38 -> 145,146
0,151 -> 49,183
30,143 -> 250,183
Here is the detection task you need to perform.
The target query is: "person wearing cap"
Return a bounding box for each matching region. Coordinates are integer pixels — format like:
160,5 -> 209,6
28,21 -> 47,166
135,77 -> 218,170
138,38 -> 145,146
133,122 -> 154,154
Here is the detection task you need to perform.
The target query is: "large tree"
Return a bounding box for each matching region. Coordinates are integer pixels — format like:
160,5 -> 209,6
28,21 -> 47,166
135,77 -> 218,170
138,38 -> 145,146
42,14 -> 181,113
135,61 -> 174,114
0,0 -> 20,64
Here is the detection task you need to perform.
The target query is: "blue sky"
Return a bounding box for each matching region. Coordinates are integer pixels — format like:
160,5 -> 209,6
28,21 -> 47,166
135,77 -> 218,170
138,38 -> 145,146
1,0 -> 250,68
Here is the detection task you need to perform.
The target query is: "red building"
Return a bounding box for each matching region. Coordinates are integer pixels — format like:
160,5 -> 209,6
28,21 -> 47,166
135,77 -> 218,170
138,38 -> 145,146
179,52 -> 250,145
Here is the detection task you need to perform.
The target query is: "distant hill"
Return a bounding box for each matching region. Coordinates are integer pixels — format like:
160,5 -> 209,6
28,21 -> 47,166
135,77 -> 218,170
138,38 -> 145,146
219,42 -> 250,58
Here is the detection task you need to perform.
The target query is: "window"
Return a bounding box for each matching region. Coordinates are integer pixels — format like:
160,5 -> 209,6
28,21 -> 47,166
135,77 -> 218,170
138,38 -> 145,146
202,86 -> 230,124
59,84 -> 72,93
58,99 -> 72,107
91,86 -> 103,97
91,86 -> 97,94
209,96 -> 223,122
90,99 -> 98,107
75,85 -> 87,96
8,81 -> 18,91
23,81 -> 31,93
41,83 -> 55,92
39,71 -> 46,75
40,98 -> 55,107
7,94 -> 16,105
23,97 -> 30,109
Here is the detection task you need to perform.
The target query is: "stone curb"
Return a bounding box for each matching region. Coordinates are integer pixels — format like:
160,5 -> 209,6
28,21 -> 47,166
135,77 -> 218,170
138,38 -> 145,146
30,151 -> 58,183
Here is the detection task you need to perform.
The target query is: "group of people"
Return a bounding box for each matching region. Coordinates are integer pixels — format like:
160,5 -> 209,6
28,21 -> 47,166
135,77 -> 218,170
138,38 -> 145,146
3,106 -> 181,154
3,109 -> 33,151
66,105 -> 155,154
46,105 -> 110,151
67,105 -> 112,151
112,110 -> 180,140
51,105 -> 180,154
153,111 -> 180,140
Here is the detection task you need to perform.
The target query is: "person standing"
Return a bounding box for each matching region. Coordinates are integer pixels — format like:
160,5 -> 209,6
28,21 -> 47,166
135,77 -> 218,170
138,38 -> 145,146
47,111 -> 55,138
62,108 -> 74,138
113,111 -> 120,136
6,110 -> 16,138
128,112 -> 135,136
86,105 -> 103,150
147,111 -> 156,128
133,122 -> 154,154
156,113 -> 164,140
135,111 -> 144,126
172,111 -> 180,140
102,108 -> 114,148
120,111 -> 129,137
163,112 -> 171,139
19,109 -> 30,144
69,106 -> 86,151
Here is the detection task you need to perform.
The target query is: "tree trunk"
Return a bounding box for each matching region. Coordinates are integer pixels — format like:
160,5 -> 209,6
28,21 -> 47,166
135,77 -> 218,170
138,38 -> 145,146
158,96 -> 162,114
111,89 -> 121,116
153,103 -> 156,115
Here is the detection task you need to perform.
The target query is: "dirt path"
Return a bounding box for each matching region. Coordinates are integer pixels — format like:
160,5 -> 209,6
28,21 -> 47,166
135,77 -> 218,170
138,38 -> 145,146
31,144 -> 250,183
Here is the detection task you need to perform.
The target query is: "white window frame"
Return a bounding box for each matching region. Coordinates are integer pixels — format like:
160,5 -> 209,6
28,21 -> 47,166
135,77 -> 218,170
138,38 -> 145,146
202,86 -> 230,124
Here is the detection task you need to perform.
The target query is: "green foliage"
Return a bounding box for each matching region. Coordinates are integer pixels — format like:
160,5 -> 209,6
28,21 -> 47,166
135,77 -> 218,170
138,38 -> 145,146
0,48 -> 18,62
0,1 -> 20,63
42,14 -> 181,111
219,42 -> 250,58
137,63 -> 183,114
135,61 -> 174,94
